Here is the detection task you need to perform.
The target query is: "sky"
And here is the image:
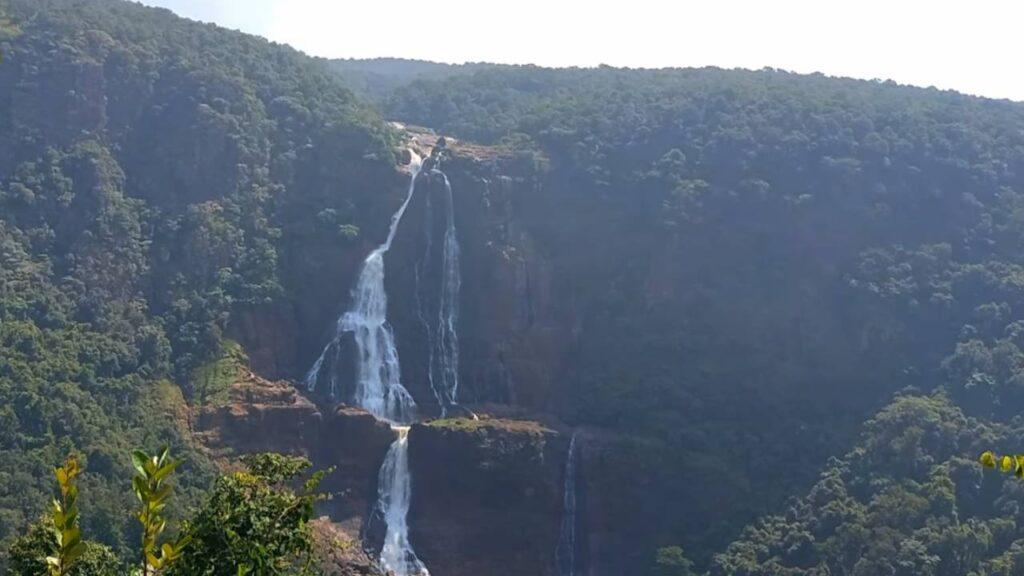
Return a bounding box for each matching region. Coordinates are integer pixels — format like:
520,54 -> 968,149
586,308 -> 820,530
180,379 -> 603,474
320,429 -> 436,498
137,0 -> 1024,102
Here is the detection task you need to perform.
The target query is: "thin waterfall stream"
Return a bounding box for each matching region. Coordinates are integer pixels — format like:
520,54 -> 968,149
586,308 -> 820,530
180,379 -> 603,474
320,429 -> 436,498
417,169 -> 461,414
556,432 -> 580,576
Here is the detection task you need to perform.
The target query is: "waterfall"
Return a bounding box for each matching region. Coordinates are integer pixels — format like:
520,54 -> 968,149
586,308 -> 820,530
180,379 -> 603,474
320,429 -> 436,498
376,426 -> 430,576
412,168 -> 462,415
305,147 -> 443,574
555,432 -> 579,576
426,170 -> 461,413
304,150 -> 423,424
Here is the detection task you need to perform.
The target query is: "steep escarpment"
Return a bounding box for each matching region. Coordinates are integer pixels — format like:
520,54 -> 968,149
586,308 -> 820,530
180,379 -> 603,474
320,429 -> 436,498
406,418 -> 567,576
10,2 -> 1024,574
383,131 -> 568,414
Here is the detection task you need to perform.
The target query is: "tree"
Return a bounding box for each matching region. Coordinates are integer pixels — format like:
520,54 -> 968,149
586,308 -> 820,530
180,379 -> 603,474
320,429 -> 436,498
654,546 -> 695,576
168,453 -> 329,576
8,522 -> 120,576
7,457 -> 121,576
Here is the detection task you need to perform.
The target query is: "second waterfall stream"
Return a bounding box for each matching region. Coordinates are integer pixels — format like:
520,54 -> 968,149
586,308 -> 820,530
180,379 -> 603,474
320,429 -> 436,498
305,147 -> 449,576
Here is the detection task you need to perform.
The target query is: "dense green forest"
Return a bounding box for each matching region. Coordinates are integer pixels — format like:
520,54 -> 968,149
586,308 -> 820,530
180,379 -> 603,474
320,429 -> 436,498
371,63 -> 1024,568
0,0 -> 398,561
5,1 -> 1024,574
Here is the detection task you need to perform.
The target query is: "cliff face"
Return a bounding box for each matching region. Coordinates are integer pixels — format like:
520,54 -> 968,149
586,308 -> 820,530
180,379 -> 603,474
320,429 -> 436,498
206,136 -> 665,576
384,135 -> 572,416
194,373 -> 394,541
197,369 -> 672,576
195,369 -> 578,576
406,418 -> 568,576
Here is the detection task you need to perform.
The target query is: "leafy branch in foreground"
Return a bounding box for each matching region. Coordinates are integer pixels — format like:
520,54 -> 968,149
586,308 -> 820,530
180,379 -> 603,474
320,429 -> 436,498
979,450 -> 1024,478
47,456 -> 85,576
132,447 -> 189,575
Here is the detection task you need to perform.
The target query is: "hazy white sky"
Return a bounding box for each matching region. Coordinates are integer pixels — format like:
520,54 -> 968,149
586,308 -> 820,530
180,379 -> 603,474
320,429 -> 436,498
138,0 -> 1024,101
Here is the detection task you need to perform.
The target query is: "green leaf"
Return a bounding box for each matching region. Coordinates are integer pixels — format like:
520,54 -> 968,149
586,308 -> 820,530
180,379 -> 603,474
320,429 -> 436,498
131,450 -> 149,476
65,541 -> 87,563
153,459 -> 181,482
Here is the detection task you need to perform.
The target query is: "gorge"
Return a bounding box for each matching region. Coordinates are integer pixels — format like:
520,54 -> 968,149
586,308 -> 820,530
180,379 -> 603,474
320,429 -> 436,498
7,1 -> 1024,575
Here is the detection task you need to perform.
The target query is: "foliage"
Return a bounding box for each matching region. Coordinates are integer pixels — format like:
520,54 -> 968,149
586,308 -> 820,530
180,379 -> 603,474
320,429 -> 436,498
168,454 -> 328,576
8,522 -> 120,576
7,454 -> 120,576
131,447 -> 188,575
653,547 -> 695,576
708,393 -> 1024,575
190,341 -> 247,410
8,451 -> 329,576
368,61 -> 1024,566
0,0 -> 398,559
979,450 -> 1024,482
46,457 -> 85,576
6,0 -> 1024,571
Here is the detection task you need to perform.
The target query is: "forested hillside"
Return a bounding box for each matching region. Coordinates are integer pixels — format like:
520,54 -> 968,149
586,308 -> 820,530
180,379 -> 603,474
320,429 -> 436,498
0,0 -> 400,559
710,393 -> 1024,575
5,1 -> 1024,574
327,58 -> 494,104
370,64 -> 1024,568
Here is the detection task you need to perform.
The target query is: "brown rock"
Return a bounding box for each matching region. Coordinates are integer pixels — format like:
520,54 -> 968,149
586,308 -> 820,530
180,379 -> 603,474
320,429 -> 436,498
316,406 -> 396,534
196,372 -> 321,457
310,517 -> 382,576
194,372 -> 395,538
405,417 -> 570,576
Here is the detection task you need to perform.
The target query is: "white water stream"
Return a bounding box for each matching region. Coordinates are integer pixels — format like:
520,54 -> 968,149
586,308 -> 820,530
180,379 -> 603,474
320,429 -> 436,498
556,432 -> 579,576
304,150 -> 423,424
305,148 -> 466,575
418,169 -> 462,414
376,426 -> 430,576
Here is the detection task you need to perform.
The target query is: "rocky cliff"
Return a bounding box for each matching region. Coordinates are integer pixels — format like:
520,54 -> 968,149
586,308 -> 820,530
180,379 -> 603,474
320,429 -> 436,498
195,368 -> 587,576
200,132 -> 668,576
193,372 -> 392,562
406,417 -> 568,576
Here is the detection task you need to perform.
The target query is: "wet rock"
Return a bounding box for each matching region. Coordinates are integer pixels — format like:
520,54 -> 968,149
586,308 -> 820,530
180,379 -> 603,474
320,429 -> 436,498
317,406 -> 396,533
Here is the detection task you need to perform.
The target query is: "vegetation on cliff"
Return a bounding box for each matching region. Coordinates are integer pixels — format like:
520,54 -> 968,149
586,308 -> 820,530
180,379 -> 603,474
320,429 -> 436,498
5,0 -> 1024,574
709,393 -> 1024,576
371,62 -> 1024,567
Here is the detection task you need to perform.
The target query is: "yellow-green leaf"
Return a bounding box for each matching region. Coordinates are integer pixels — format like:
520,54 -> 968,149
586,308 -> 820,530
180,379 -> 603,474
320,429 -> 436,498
1000,455 -> 1013,472
980,450 -> 997,468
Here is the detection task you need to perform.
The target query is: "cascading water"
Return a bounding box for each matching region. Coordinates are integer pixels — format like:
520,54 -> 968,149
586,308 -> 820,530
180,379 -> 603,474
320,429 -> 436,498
304,146 -> 451,575
555,432 -> 580,576
376,426 -> 430,576
304,150 -> 423,424
419,169 -> 461,414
